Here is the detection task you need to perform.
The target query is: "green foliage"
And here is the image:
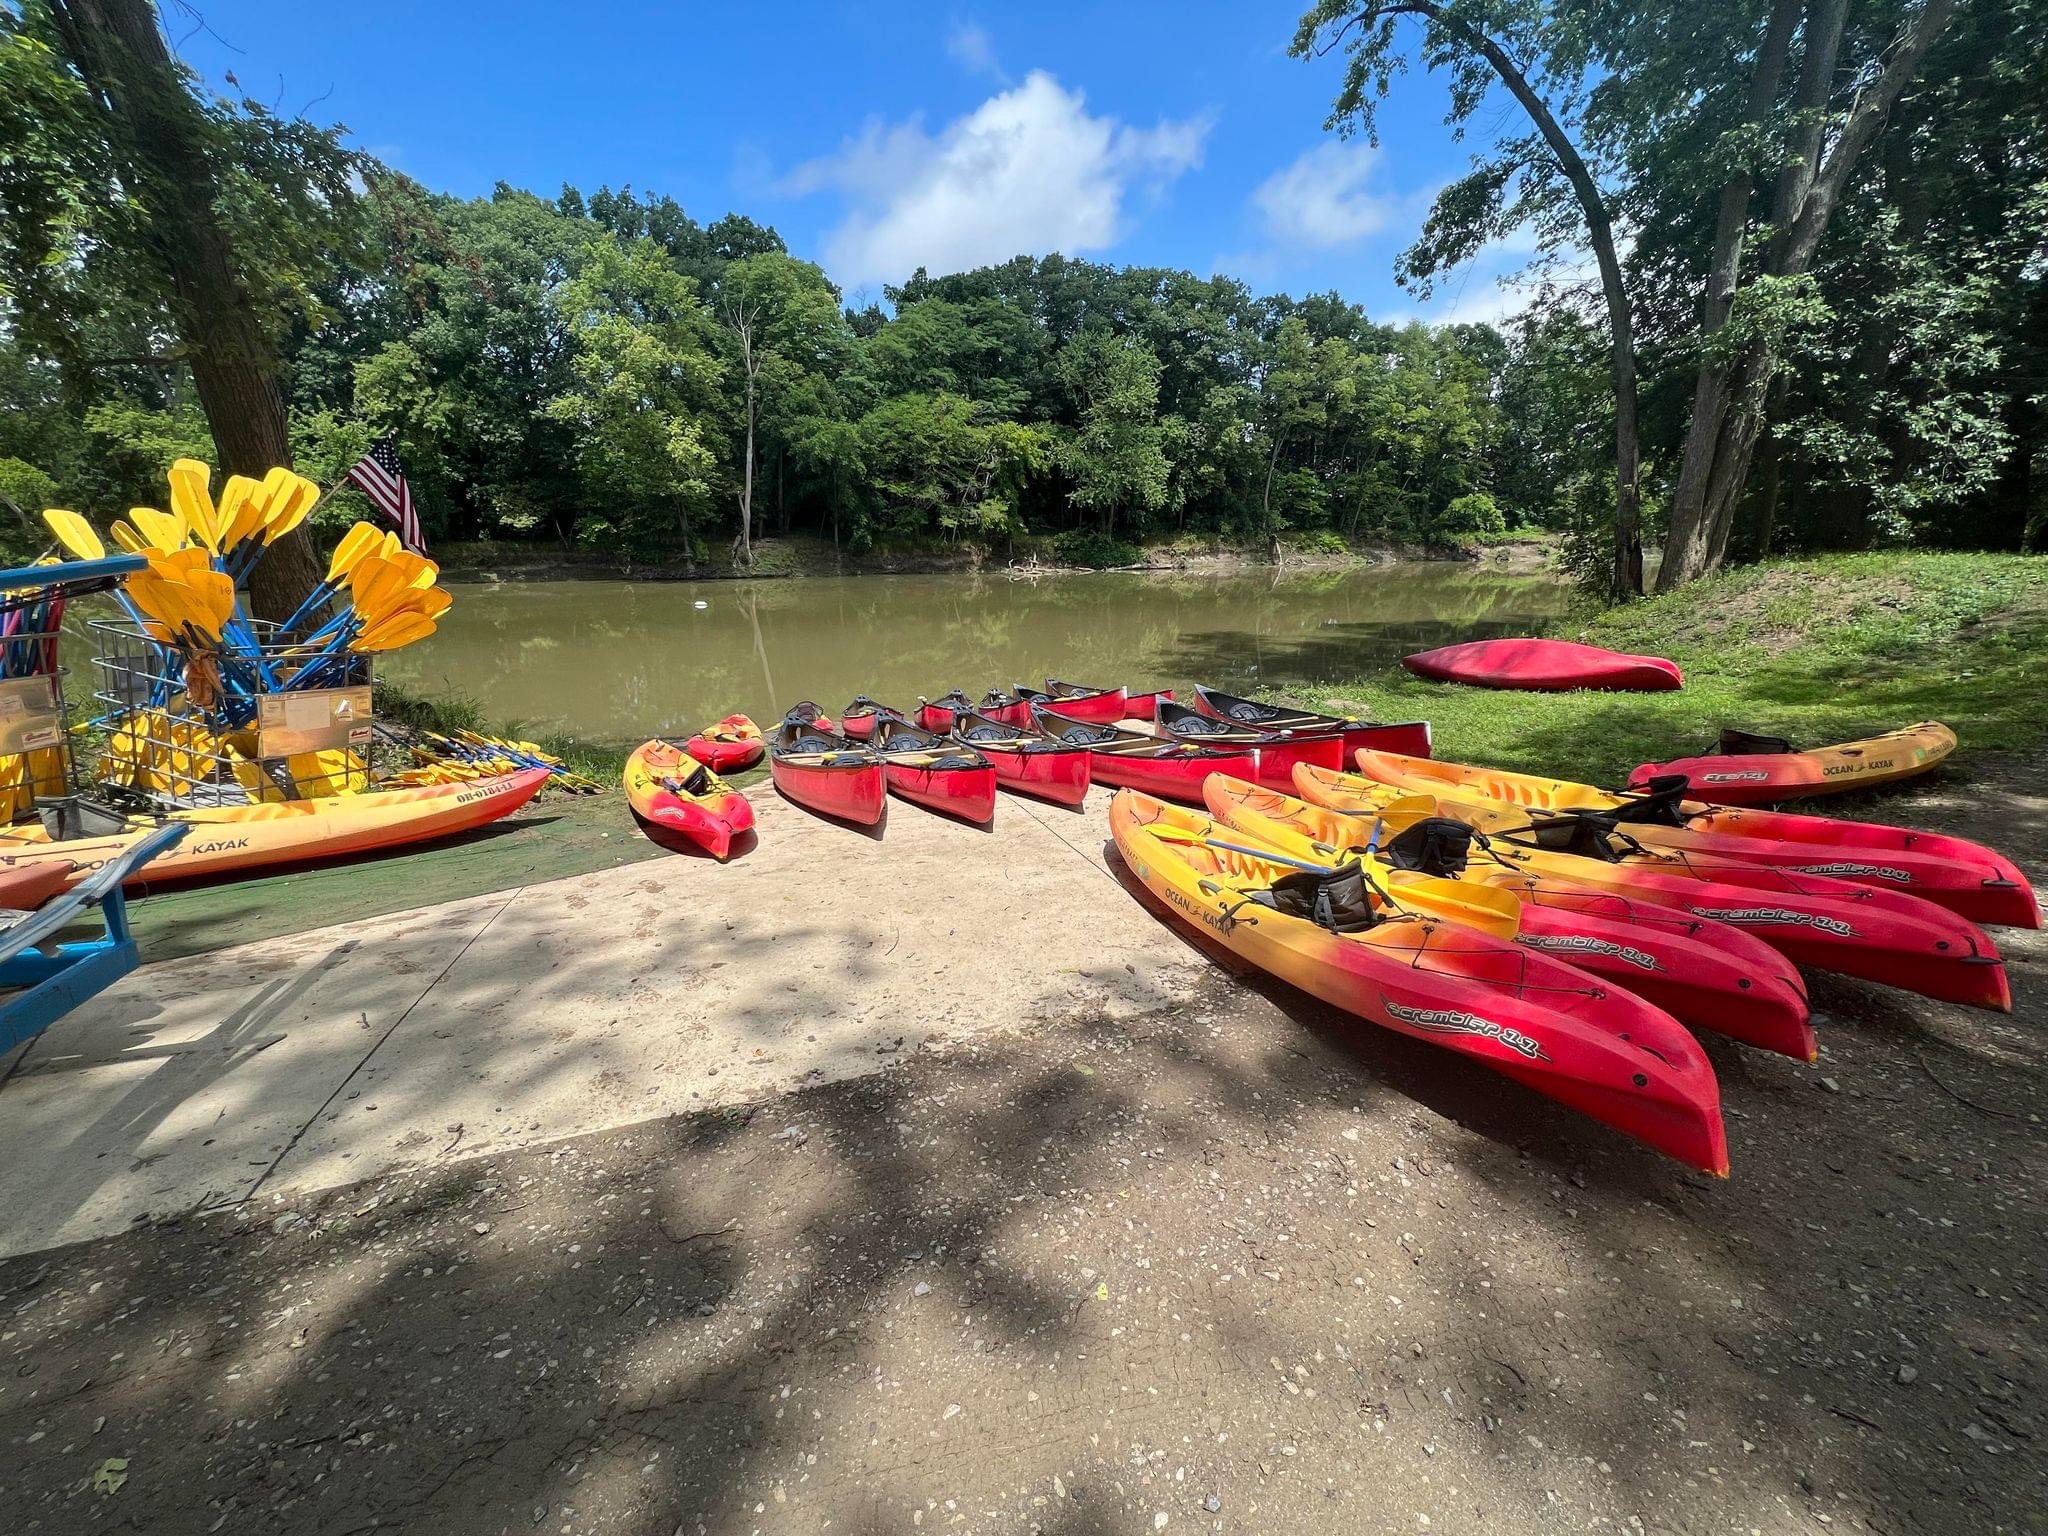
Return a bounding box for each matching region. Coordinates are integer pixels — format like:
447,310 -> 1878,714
1051,529 -> 1142,568
1429,491 -> 1506,543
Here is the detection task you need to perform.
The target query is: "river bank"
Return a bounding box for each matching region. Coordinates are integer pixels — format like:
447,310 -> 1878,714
433,530 -> 1558,584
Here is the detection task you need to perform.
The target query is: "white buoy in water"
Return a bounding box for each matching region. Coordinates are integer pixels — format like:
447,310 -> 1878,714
694,600 -> 709,610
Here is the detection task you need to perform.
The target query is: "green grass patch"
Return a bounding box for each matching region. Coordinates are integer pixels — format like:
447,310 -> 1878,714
1298,552 -> 2047,786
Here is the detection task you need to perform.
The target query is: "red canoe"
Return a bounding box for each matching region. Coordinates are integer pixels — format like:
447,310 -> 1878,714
914,690 -> 975,733
1192,684 -> 1432,759
770,709 -> 886,825
952,710 -> 1093,806
1123,688 -> 1174,720
681,714 -> 765,773
1403,638 -> 1683,692
1020,682 -> 1126,724
1032,705 -> 1256,804
873,717 -> 999,823
836,696 -> 911,740
1156,699 -> 1342,793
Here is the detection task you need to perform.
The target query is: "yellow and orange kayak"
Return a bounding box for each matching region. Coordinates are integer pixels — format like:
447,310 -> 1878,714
1109,788 -> 1728,1173
0,769 -> 548,890
1346,747 -> 2036,928
1630,723 -> 1956,803
624,740 -> 754,858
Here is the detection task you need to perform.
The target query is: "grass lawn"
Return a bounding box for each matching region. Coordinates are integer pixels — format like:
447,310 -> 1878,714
1303,552 -> 2048,786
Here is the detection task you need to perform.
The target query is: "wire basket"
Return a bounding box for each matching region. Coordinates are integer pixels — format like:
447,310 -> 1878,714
89,620 -> 375,808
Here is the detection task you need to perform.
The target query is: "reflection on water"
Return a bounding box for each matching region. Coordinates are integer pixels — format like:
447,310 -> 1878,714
378,564 -> 1575,744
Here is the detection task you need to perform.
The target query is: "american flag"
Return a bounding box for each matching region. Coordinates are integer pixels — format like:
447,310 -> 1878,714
345,434 -> 424,552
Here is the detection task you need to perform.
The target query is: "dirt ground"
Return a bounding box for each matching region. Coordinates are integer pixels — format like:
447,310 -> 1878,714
2,760 -> 2042,1535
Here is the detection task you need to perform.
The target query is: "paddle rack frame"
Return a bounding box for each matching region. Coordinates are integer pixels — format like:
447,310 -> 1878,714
88,619 -> 375,809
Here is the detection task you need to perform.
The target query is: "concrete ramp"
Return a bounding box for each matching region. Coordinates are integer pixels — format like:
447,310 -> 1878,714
0,788 -> 1208,1258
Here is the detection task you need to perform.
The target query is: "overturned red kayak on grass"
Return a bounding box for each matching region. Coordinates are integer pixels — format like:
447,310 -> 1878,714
1403,638 -> 1683,692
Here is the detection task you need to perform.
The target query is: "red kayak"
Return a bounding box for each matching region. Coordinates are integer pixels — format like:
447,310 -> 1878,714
1033,706 -> 1256,803
624,740 -> 755,860
836,696 -> 912,740
1403,638 -> 1683,692
1155,698 -> 1341,793
872,716 -> 999,823
681,714 -> 765,773
1566,774 -> 2039,929
1020,682 -> 1126,724
952,710 -> 1093,806
770,708 -> 886,825
0,859 -> 72,911
1192,684 -> 1432,759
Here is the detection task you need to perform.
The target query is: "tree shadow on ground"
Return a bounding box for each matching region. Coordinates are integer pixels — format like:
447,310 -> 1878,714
1,834 -> 2041,1533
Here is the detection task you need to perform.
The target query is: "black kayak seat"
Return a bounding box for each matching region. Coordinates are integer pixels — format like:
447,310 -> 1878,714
1382,817 -> 1475,877
1245,861 -> 1377,933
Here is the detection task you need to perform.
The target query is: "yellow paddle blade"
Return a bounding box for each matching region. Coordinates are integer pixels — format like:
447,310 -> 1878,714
109,520 -> 149,555
264,472 -> 321,543
181,570 -> 239,636
352,612 -> 438,652
167,458 -> 220,554
324,522 -> 386,584
41,508 -> 104,561
347,553 -> 409,615
384,549 -> 439,589
419,587 -> 452,620
218,475 -> 266,550
379,530 -> 402,559
1381,872 -> 1521,937
129,506 -> 186,554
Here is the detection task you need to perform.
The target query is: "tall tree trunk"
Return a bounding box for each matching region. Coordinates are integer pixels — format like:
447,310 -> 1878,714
738,359 -> 756,568
46,0 -> 322,620
1358,1 -> 1643,596
1658,0 -> 1958,590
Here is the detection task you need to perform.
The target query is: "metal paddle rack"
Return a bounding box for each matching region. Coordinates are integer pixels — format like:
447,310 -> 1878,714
89,618 -> 376,809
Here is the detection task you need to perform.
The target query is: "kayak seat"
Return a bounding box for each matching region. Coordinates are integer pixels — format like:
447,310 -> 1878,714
1519,813 -> 1625,862
1605,773 -> 1692,826
1246,862 -> 1378,933
678,763 -> 717,797
1382,817 -> 1476,877
1717,727 -> 1797,756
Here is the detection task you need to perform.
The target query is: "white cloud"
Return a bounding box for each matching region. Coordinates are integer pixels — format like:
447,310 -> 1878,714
782,72 -> 1211,291
1250,141 -> 1401,249
945,19 -> 1005,81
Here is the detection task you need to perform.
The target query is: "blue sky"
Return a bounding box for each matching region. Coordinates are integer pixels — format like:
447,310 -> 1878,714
172,0 -> 1536,322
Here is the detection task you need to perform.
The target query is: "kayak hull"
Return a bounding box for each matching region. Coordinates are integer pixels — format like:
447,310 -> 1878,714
0,770 -> 549,890
1631,722 -> 1958,803
1353,745 -> 2036,927
1298,762 -> 2010,1012
1404,638 -> 1683,692
1112,790 -> 1727,1174
624,741 -> 754,859
1201,775 -> 1815,1060
1124,689 -> 1174,721
682,715 -> 764,773
0,860 -> 74,910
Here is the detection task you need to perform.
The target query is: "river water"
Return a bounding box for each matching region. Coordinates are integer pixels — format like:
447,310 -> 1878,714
377,562 -> 1575,745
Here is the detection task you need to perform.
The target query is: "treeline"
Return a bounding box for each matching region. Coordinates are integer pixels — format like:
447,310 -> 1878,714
0,0 -> 2042,592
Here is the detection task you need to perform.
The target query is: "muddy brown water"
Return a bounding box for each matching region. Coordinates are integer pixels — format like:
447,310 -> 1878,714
378,563 -> 1575,744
